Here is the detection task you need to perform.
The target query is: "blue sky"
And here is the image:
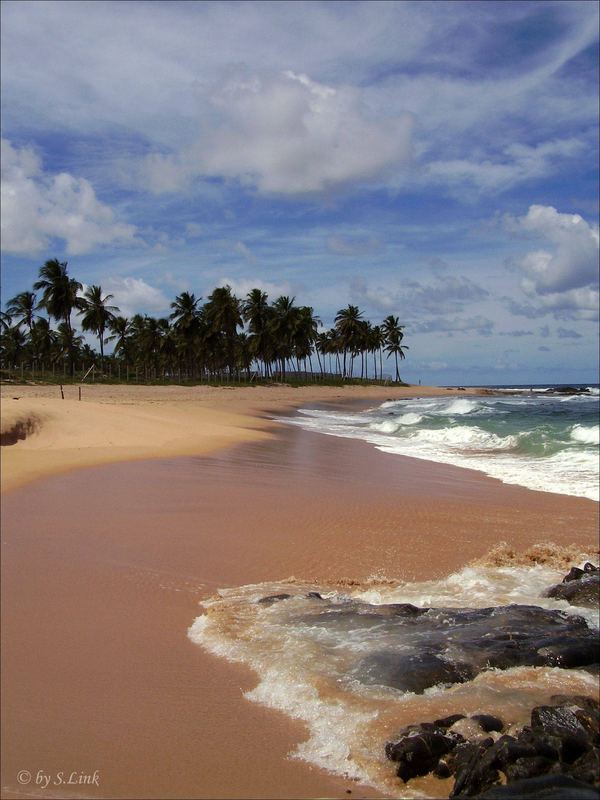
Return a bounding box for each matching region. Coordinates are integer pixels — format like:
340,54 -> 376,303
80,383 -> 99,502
1,0 -> 598,385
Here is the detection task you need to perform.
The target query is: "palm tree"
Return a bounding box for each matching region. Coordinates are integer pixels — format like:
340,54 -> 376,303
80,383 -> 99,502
385,339 -> 409,382
243,288 -> 271,377
6,291 -> 38,333
29,318 -> 56,370
204,286 -> 242,376
33,259 -> 82,333
54,323 -> 83,371
0,325 -> 27,368
270,296 -> 298,379
0,310 -> 12,333
78,285 -> 119,369
335,305 -> 364,378
169,292 -> 201,378
33,259 -> 82,375
382,316 -> 408,382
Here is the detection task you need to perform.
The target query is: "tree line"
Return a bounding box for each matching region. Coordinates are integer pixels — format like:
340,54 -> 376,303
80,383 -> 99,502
1,258 -> 408,383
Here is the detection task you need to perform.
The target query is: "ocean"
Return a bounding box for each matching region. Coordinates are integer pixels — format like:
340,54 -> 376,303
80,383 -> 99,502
189,386 -> 599,797
277,385 -> 600,501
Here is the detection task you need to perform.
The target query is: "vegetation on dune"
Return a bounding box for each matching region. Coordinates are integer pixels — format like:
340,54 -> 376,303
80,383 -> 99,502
1,258 -> 409,385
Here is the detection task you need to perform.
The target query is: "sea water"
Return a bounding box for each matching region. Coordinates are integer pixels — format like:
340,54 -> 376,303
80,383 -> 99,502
278,386 -> 600,501
189,556 -> 599,796
189,387 -> 599,796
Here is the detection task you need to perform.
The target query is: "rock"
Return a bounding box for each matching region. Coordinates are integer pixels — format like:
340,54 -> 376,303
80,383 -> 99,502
356,651 -> 475,694
386,696 -> 599,796
257,593 -> 292,604
472,715 -> 505,733
386,729 -> 458,782
476,774 -> 599,798
567,746 -> 600,785
450,718 -> 495,743
306,591 -> 324,600
546,574 -> 599,608
302,601 -> 600,693
551,386 -> 590,395
435,714 -> 467,729
530,705 -> 590,760
562,567 -> 585,583
450,739 -> 498,797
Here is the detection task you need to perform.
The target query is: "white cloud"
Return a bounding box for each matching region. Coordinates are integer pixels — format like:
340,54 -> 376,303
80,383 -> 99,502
214,276 -> 292,301
1,2 -> 597,200
425,138 -> 585,194
0,138 -> 137,255
104,276 -> 170,318
510,205 -> 599,295
135,70 -> 413,195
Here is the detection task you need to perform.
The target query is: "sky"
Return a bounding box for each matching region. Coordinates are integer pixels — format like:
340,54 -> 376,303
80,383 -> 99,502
1,0 -> 598,385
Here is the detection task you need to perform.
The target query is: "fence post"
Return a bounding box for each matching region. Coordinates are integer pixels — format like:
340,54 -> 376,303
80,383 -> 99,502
59,384 -> 64,399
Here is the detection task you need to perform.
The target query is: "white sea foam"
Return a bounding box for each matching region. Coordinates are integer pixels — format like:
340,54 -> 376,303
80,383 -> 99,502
438,398 -> 481,415
189,562 -> 599,795
571,424 -> 600,445
410,425 -> 517,451
281,394 -> 600,501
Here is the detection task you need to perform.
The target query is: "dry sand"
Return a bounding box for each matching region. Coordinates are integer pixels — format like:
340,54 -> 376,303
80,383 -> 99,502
1,383 -> 597,800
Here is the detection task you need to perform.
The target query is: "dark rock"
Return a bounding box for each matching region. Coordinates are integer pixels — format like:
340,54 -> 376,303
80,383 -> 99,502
567,746 -> 600,785
584,563 -> 599,574
530,706 -> 590,757
435,714 -> 468,729
472,714 -> 505,733
387,730 -> 458,782
546,574 -> 599,608
551,386 -> 590,395
562,567 -> 585,583
450,740 -> 499,797
476,774 -> 599,798
298,601 -> 599,693
257,593 -> 292,604
536,639 -> 600,668
504,756 -> 559,783
306,591 -> 324,600
357,651 -> 475,694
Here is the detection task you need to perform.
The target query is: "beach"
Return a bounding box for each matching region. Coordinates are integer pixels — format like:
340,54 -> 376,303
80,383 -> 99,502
1,384 -> 598,799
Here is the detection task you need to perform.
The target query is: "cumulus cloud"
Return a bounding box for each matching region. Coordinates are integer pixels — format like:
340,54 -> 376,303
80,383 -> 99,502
0,138 -> 137,256
104,276 -> 170,318
511,205 -> 599,294
136,70 -> 413,195
350,273 -> 489,316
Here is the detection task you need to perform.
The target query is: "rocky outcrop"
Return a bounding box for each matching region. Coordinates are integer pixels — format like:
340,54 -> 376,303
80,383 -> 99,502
385,696 -> 599,798
545,563 -> 599,609
346,604 -> 598,693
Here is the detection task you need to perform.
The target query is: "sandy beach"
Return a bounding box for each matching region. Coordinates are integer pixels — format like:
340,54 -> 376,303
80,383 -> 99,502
1,384 -> 598,799
0,383 -> 484,493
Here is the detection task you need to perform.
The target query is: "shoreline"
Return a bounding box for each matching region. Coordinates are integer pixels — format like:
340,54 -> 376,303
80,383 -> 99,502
1,385 -> 598,799
0,383 -> 486,493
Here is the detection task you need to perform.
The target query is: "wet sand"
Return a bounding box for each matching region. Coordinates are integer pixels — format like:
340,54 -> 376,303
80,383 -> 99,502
2,422 -> 598,799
